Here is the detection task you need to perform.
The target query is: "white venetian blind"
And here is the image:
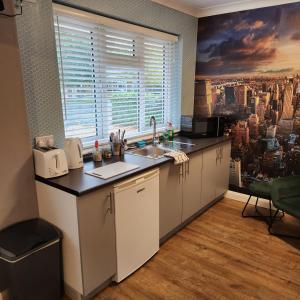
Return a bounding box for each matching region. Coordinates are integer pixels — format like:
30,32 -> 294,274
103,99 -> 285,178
53,4 -> 180,147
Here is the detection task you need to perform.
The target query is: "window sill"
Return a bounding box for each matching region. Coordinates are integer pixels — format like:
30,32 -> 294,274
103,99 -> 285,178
82,129 -> 180,155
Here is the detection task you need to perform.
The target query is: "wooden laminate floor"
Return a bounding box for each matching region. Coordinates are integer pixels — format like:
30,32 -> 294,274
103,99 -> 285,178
92,198 -> 300,300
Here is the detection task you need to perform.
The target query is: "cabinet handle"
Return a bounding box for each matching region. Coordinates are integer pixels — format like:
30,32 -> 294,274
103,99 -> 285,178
137,187 -> 145,193
221,146 -> 223,161
218,147 -> 222,164
183,162 -> 188,180
179,164 -> 183,180
108,192 -> 114,214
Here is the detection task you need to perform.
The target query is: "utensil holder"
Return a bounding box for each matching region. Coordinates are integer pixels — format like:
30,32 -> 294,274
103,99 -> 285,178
111,142 -> 123,156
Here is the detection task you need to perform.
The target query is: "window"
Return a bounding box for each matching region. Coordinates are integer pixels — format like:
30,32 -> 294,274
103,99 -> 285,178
53,4 -> 180,147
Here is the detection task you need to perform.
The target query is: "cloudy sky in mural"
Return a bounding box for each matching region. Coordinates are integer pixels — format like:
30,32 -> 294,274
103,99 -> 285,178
196,2 -> 300,78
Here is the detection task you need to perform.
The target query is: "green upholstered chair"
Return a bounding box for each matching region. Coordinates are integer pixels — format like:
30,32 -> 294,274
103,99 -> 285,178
269,176 -> 300,236
242,181 -> 275,222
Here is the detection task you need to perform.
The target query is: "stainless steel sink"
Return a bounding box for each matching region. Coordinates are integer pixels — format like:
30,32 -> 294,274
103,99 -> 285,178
127,141 -> 195,159
128,145 -> 171,159
161,141 -> 195,150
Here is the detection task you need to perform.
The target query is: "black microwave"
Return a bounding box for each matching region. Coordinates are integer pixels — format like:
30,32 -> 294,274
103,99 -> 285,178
180,116 -> 225,138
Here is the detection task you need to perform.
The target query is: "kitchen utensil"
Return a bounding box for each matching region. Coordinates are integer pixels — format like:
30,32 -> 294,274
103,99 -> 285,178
110,132 -> 115,143
111,142 -> 122,156
121,130 -> 125,141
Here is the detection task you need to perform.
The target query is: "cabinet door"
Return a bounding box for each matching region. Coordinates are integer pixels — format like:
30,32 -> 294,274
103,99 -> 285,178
77,186 -> 116,296
159,163 -> 182,239
216,142 -> 231,197
182,152 -> 203,222
201,146 -> 218,207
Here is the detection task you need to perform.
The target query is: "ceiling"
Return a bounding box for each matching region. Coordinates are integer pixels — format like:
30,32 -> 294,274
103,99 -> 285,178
150,0 -> 300,17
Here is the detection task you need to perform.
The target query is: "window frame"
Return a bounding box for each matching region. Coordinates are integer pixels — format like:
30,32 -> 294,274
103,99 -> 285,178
53,4 -> 180,148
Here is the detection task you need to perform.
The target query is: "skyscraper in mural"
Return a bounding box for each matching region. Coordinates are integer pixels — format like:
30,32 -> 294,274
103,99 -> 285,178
194,80 -> 212,117
236,85 -> 247,108
225,87 -> 235,106
282,83 -> 294,119
195,2 -> 300,190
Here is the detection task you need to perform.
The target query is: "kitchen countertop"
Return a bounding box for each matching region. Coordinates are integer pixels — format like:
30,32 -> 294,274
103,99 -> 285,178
35,135 -> 231,196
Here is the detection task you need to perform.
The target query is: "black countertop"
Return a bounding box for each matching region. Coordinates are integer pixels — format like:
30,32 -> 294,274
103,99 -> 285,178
36,136 -> 231,197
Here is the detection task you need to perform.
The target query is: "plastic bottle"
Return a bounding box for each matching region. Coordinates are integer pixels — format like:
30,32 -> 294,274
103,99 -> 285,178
167,122 -> 174,140
93,140 -> 102,162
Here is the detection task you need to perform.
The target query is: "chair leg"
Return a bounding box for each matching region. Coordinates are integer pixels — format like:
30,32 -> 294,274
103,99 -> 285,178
242,195 -> 251,217
268,209 -> 300,239
241,195 -> 284,224
268,198 -> 272,225
268,209 -> 279,234
255,198 -> 283,223
255,198 -> 273,225
254,197 -> 259,214
242,196 -> 272,222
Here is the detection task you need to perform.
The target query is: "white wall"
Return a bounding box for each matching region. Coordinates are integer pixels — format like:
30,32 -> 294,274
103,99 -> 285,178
197,0 -> 300,18
152,0 -> 300,17
0,16 -> 38,229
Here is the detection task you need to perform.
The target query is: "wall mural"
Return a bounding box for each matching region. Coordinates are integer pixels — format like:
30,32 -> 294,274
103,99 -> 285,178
195,2 -> 300,191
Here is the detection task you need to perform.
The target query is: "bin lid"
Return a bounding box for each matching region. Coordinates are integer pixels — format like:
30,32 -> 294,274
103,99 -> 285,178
0,219 -> 61,261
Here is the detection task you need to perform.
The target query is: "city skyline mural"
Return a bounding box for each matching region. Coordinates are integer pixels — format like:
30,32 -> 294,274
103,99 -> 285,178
195,2 -> 300,191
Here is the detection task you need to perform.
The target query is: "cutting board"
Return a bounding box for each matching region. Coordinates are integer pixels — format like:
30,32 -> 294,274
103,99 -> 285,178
86,162 -> 140,179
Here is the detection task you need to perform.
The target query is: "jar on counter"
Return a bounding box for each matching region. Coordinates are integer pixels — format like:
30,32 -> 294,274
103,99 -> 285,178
93,140 -> 102,162
102,144 -> 112,159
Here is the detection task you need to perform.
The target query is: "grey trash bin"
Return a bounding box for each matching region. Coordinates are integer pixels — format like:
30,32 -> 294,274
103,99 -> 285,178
0,218 -> 63,300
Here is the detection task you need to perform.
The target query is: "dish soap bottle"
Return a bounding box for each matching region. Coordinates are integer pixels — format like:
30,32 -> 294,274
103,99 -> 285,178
167,122 -> 174,140
93,140 -> 102,162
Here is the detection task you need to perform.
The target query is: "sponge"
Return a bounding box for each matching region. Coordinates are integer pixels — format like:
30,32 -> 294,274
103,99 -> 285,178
136,141 -> 146,148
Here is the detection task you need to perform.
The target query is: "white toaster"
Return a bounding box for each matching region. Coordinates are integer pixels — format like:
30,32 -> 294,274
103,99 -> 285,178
33,148 -> 69,178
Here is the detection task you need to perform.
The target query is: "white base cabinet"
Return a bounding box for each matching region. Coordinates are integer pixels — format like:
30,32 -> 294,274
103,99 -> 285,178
201,147 -> 217,207
36,182 -> 116,299
159,163 -> 182,238
77,186 -> 116,295
160,140 -> 231,239
202,141 -> 231,207
182,152 -> 203,222
159,152 -> 204,239
216,142 -> 231,196
36,139 -> 231,296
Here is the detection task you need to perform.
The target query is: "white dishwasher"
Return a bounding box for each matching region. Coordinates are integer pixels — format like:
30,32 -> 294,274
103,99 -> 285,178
113,168 -> 159,282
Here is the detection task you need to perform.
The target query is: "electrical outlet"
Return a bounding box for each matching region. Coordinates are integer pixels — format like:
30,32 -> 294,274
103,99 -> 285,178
35,135 -> 54,148
0,290 -> 8,300
0,0 -> 21,15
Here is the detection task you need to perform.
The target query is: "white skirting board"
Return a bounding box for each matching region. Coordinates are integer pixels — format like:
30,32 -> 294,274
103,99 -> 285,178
225,190 -> 276,211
